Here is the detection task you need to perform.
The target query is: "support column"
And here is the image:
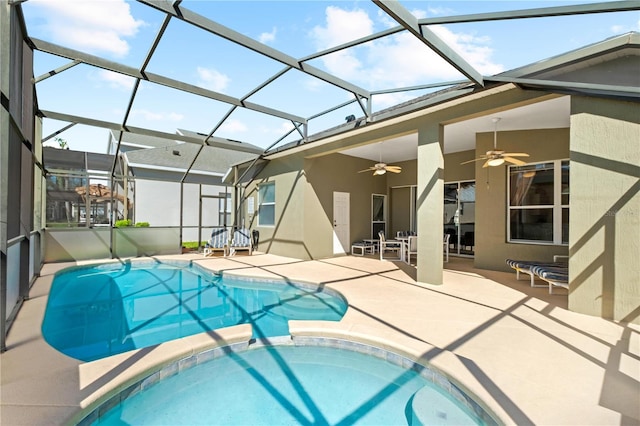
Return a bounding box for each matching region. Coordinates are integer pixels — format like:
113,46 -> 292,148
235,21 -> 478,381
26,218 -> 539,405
416,123 -> 444,285
569,97 -> 640,324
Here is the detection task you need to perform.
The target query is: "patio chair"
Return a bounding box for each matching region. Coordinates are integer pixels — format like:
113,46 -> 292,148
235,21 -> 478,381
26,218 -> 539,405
204,227 -> 229,257
443,233 -> 450,263
229,227 -> 252,256
404,235 -> 418,265
378,230 -> 402,261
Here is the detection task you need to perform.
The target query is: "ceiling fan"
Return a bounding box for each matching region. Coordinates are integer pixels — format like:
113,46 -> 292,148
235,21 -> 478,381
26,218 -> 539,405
357,144 -> 402,175
461,117 -> 529,168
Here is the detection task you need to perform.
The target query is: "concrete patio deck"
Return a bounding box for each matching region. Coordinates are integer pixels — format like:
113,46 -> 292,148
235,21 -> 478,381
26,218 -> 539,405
1,254 -> 638,425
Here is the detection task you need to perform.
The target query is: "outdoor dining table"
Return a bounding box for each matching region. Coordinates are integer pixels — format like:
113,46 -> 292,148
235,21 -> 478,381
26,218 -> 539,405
395,235 -> 411,262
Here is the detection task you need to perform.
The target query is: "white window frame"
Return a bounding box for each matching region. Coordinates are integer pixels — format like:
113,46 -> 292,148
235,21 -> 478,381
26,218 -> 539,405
218,191 -> 231,227
371,193 -> 386,237
507,159 -> 569,245
258,182 -> 275,227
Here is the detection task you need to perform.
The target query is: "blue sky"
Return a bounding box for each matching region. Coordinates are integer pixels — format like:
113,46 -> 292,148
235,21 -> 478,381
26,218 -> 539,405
22,1 -> 640,153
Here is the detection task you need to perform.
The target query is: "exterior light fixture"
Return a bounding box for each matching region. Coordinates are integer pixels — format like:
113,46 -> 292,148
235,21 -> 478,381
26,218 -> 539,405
487,158 -> 505,167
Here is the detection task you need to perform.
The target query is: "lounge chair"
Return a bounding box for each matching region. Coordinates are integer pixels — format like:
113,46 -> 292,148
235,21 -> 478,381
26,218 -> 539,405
203,227 -> 229,257
229,227 -> 252,256
505,257 -> 568,287
379,230 -> 402,261
530,264 -> 569,294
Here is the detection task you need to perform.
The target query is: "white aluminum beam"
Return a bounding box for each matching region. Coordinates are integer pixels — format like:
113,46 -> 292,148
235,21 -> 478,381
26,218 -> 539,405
138,0 -> 371,100
418,1 -> 640,24
39,110 -> 265,154
29,38 -> 307,124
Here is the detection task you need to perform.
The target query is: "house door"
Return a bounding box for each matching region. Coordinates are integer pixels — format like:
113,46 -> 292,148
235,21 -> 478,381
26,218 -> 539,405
333,191 -> 350,255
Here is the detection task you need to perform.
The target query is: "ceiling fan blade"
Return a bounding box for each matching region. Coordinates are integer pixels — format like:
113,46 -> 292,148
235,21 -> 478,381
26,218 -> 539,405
460,157 -> 487,165
482,160 -> 490,168
386,168 -> 402,173
503,156 -> 527,165
502,153 -> 529,157
385,166 -> 402,170
358,168 -> 375,173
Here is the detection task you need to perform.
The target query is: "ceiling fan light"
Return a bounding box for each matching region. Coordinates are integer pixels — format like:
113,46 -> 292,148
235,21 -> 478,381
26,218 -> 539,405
374,168 -> 386,175
487,158 -> 505,167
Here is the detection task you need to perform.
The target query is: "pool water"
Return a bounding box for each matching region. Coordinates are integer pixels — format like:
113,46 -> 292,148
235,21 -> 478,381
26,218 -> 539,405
93,345 -> 485,425
42,261 -> 347,361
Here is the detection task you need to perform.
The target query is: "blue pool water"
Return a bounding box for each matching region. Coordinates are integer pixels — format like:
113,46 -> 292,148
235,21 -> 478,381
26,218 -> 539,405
92,345 -> 487,425
42,261 -> 347,361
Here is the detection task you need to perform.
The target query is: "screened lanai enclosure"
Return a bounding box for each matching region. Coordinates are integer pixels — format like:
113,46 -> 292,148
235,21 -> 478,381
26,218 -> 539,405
40,145 -> 239,269
2,0 -> 639,349
43,148 -> 127,227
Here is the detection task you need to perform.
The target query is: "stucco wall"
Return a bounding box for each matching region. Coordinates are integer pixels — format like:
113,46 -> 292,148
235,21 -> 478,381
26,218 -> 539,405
444,150 -> 476,183
569,97 -> 640,323
474,128 -> 570,271
305,153 -> 387,257
245,156 -> 307,259
247,152 -> 387,259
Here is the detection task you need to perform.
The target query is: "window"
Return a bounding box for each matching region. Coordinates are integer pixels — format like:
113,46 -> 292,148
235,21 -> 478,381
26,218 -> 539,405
258,182 -> 275,226
371,194 -> 386,238
444,181 -> 475,256
508,160 -> 569,244
218,191 -> 231,226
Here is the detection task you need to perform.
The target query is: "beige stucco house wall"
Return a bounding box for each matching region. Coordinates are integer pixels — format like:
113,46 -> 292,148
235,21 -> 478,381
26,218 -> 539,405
244,153 -> 387,260
474,128 -> 570,271
569,96 -> 639,322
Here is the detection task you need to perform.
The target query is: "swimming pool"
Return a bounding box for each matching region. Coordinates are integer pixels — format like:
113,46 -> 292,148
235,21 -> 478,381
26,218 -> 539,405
42,260 -> 347,361
87,341 -> 492,425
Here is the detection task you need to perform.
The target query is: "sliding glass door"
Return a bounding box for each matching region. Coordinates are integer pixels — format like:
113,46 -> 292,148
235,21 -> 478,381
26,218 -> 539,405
444,181 -> 475,256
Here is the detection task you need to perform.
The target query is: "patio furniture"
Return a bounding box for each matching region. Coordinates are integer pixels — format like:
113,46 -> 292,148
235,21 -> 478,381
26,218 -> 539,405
229,227 -> 252,256
378,230 -> 402,261
363,238 -> 379,253
403,235 -> 418,265
505,257 -> 568,287
204,227 -> 229,257
351,242 -> 375,256
443,233 -> 450,263
530,264 -> 569,294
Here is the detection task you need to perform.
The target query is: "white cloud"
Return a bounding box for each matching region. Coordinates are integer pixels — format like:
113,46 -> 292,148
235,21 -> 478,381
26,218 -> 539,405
258,121 -> 295,136
278,121 -> 295,134
309,7 -> 374,81
309,6 -> 503,90
30,0 -> 144,57
196,67 -> 231,92
259,27 -> 277,44
98,70 -> 135,90
611,20 -> 640,33
311,6 -> 374,49
220,119 -> 248,134
132,109 -> 183,122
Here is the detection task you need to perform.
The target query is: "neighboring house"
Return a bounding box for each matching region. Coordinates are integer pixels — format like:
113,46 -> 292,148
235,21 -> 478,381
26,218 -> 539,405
109,129 -> 262,241
229,33 -> 639,324
42,131 -> 261,242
